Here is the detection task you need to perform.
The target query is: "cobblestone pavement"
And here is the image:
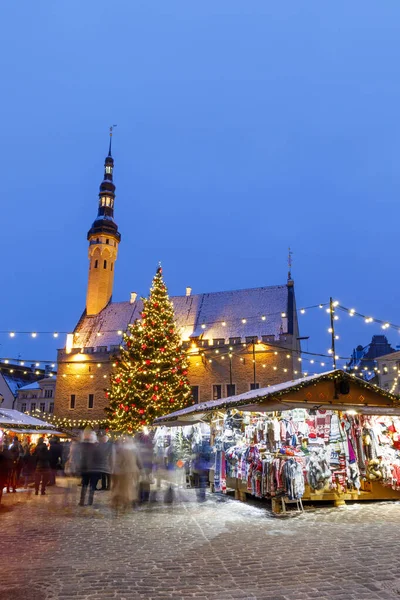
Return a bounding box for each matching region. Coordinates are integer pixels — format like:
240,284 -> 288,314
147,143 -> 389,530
1,484 -> 400,600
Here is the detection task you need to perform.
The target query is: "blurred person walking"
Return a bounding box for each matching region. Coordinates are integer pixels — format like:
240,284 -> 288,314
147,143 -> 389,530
193,439 -> 212,503
78,431 -> 103,507
111,438 -> 141,514
21,443 -> 36,488
135,433 -> 154,503
49,437 -> 63,485
34,438 -> 50,496
63,435 -> 82,507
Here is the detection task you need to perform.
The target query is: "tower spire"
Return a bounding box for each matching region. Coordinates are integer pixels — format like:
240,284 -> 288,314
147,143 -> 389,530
108,124 -> 117,157
288,247 -> 293,282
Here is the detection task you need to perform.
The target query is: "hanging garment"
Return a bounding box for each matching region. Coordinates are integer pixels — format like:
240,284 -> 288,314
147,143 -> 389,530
329,414 -> 343,443
283,458 -> 305,500
214,450 -> 222,492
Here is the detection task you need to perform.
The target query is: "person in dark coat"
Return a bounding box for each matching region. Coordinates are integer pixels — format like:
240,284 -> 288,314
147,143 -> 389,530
0,443 -> 10,504
34,438 -> 50,496
9,437 -> 23,492
1,442 -> 13,494
98,434 -> 112,491
48,437 -> 63,485
78,431 -> 103,506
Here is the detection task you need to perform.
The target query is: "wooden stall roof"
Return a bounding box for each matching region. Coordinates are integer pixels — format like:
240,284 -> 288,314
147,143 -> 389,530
154,370 -> 400,425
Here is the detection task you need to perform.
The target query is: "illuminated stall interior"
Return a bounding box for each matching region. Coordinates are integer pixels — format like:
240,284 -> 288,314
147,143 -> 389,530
155,370 -> 400,512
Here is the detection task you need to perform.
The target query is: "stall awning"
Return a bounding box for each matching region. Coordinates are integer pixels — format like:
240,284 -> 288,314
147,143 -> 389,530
154,370 -> 400,425
6,428 -> 65,435
0,409 -> 56,429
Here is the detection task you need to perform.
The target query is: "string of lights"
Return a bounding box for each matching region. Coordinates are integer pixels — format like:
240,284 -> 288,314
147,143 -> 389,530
0,301 -> 329,340
338,304 -> 400,332
27,408 -> 107,429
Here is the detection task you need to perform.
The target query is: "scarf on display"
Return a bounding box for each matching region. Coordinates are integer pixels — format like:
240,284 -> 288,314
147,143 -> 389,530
214,450 -> 221,492
221,451 -> 226,494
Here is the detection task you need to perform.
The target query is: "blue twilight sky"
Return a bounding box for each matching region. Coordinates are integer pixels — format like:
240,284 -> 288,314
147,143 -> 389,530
1,1 -> 400,369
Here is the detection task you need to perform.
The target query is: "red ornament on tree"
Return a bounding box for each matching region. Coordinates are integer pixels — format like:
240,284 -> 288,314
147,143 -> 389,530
160,347 -> 165,353
141,344 -> 147,350
146,359 -> 151,365
139,409 -> 145,415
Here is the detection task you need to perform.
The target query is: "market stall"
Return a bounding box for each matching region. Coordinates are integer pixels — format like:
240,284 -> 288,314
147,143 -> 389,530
0,409 -> 66,445
154,370 -> 400,512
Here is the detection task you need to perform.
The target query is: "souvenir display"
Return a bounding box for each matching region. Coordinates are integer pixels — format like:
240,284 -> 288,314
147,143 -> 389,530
211,409 -> 400,502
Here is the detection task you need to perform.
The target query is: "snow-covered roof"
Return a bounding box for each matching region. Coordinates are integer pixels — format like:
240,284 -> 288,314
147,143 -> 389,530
73,285 -> 290,349
0,409 -> 55,428
3,375 -> 29,396
154,370 -> 400,424
18,381 -> 40,391
18,377 -> 56,392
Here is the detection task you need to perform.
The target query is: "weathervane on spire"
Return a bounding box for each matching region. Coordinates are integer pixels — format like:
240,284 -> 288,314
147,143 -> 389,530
288,247 -> 293,281
108,124 -> 117,156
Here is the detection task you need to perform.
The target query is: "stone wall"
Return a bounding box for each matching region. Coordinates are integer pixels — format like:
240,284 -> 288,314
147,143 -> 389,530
54,335 -> 300,420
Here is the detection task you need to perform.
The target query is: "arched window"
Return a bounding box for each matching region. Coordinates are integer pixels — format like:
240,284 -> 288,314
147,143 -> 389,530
103,260 -> 107,269
94,260 -> 98,269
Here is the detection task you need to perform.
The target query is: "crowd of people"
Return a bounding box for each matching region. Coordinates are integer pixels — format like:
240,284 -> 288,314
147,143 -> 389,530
0,430 -> 202,512
0,434 -> 65,503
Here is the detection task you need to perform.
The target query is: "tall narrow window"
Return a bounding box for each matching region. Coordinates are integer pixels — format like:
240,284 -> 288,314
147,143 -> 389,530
227,384 -> 236,397
212,384 -> 222,400
70,394 -> 75,409
31,402 -> 36,412
21,403 -> 26,412
103,260 -> 107,269
49,403 -> 54,414
88,394 -> 94,409
94,260 -> 98,269
106,239 -> 109,245
191,386 -> 199,403
111,263 -> 113,272
40,402 -> 45,412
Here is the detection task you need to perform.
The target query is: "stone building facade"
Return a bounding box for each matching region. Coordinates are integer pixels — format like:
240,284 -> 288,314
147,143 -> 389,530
15,377 -> 57,414
54,139 -> 301,421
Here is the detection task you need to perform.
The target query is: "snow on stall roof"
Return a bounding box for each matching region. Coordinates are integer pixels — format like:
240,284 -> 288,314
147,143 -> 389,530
0,409 -> 55,428
154,370 -> 396,423
73,285 -> 289,349
154,372 -> 327,422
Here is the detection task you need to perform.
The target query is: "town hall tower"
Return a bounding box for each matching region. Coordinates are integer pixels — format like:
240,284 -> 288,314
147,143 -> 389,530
86,130 -> 121,316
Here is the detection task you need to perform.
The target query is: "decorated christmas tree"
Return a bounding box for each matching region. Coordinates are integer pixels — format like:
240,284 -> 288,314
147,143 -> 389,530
105,265 -> 193,433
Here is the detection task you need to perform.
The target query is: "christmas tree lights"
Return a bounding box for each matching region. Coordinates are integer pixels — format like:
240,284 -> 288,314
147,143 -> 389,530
105,266 -> 193,433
